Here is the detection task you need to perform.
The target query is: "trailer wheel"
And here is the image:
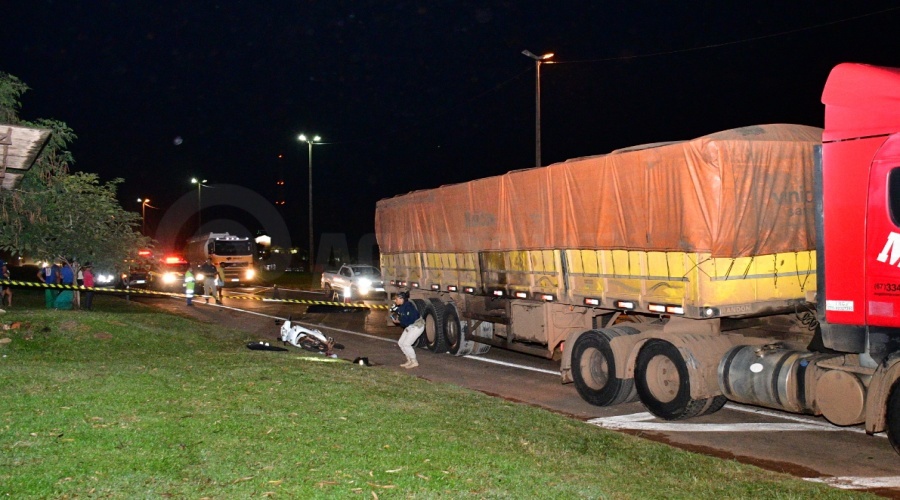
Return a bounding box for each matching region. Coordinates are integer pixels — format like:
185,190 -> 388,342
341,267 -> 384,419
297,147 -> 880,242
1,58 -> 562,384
886,379 -> 900,454
423,298 -> 448,353
635,339 -> 711,420
571,329 -> 636,407
442,304 -> 464,355
410,299 -> 428,348
698,395 -> 728,416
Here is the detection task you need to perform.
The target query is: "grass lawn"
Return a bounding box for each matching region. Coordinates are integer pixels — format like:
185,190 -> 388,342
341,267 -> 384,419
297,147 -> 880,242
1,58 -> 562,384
0,291 -> 870,498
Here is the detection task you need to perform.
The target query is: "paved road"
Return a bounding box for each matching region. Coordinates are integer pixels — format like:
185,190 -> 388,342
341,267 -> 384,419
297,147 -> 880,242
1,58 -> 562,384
141,286 -> 900,497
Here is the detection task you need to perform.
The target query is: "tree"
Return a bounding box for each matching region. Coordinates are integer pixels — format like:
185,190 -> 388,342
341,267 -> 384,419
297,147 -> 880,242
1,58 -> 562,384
0,71 -> 151,269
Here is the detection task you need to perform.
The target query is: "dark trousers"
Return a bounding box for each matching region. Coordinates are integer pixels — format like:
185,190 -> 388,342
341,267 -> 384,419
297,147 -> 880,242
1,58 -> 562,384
83,291 -> 94,310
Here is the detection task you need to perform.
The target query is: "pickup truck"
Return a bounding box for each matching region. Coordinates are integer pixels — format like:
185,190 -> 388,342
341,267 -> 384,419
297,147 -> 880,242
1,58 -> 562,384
320,264 -> 385,302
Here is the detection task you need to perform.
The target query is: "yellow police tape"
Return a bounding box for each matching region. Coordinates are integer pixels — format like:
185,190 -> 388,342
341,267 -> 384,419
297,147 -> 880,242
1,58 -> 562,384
0,280 -> 389,310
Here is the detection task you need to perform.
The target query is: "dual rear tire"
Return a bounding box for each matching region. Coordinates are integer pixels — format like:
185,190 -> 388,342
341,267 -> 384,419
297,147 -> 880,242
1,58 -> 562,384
410,298 -> 488,355
634,339 -> 726,419
571,331 -> 725,418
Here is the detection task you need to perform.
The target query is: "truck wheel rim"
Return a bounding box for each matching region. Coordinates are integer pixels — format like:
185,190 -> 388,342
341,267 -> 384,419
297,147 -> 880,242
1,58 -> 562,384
580,347 -> 609,390
646,355 -> 679,403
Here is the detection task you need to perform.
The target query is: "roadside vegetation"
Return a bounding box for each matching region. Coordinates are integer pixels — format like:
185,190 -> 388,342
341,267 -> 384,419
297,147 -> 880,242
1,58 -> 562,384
0,73 -> 150,270
0,291 -> 870,498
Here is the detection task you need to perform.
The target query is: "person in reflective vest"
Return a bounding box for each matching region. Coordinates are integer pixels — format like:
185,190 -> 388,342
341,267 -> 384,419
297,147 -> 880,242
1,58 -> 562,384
183,269 -> 196,306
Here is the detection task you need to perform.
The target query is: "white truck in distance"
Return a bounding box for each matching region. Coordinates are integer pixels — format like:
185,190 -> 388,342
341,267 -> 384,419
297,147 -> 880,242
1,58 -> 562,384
321,264 -> 385,302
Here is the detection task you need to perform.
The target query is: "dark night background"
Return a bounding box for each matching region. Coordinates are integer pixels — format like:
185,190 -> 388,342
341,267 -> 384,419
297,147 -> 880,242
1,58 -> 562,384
3,1 -> 898,258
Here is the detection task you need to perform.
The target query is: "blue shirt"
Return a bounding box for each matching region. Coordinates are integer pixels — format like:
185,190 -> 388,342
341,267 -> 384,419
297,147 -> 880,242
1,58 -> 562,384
43,265 -> 59,284
59,265 -> 75,285
396,300 -> 420,327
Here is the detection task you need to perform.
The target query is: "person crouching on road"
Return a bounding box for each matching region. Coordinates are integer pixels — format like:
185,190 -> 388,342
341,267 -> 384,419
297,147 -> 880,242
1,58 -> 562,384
184,269 -> 195,306
391,291 -> 425,369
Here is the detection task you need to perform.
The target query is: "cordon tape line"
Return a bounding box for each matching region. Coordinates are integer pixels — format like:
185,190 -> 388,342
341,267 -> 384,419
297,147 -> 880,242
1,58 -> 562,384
0,280 -> 390,309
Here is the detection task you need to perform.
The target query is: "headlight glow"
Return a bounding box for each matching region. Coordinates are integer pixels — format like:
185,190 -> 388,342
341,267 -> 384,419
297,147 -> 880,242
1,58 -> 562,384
358,278 -> 372,294
162,272 -> 177,284
245,269 -> 255,280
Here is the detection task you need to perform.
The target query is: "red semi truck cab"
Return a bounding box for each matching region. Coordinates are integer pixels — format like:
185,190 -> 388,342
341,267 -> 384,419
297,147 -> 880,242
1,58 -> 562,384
821,64 -> 900,336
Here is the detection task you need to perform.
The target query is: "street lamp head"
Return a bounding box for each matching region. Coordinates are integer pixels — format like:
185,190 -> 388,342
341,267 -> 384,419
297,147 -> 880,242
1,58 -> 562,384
299,134 -> 322,143
522,49 -> 555,61
298,134 -> 306,141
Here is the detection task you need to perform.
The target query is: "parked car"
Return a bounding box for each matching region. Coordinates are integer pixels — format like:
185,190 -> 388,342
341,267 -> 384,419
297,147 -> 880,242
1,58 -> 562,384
320,264 -> 385,302
145,255 -> 190,292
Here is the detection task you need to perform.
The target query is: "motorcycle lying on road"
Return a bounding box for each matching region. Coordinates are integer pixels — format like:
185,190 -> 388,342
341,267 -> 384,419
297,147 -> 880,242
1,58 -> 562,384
278,317 -> 344,356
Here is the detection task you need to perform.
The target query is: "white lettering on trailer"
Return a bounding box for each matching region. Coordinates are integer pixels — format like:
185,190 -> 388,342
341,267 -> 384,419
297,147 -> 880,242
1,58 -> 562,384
826,300 -> 855,312
877,231 -> 900,265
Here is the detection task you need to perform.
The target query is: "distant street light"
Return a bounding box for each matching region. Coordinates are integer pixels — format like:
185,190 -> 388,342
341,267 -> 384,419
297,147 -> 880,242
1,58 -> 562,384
522,50 -> 555,167
298,134 -> 321,271
137,197 -> 157,236
190,178 -> 208,234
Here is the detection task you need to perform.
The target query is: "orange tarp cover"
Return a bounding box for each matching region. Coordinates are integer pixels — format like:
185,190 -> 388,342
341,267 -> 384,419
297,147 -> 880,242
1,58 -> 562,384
375,124 -> 822,258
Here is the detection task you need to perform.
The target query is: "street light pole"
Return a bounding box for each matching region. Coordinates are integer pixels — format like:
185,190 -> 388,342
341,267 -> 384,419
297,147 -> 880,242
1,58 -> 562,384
190,178 -> 207,234
137,198 -> 150,235
298,134 -> 321,272
522,50 -> 554,167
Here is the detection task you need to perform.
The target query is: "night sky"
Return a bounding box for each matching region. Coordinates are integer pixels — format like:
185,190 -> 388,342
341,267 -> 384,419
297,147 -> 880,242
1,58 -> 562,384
3,2 -> 898,257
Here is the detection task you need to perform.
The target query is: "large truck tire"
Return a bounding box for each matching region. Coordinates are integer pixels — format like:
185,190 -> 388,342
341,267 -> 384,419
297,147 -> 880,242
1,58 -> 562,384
410,299 -> 428,349
423,298 -> 449,353
442,304 -> 465,355
887,379 -> 900,454
571,329 -> 638,407
635,339 -> 716,420
439,305 -> 491,356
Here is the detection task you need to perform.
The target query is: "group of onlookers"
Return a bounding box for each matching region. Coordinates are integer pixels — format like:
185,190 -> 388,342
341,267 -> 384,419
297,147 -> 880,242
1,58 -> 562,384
36,260 -> 95,310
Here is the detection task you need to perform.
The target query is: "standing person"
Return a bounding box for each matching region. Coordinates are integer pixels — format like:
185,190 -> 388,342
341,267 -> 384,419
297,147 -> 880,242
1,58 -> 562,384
216,263 -> 226,304
183,268 -> 195,306
55,260 -> 76,310
0,258 -> 9,308
81,262 -> 95,311
74,262 -> 84,309
37,261 -> 60,308
199,259 -> 217,304
391,291 -> 425,369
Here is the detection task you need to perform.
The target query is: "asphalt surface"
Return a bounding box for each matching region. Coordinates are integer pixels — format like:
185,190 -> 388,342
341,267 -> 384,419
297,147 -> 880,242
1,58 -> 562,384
139,287 -> 900,497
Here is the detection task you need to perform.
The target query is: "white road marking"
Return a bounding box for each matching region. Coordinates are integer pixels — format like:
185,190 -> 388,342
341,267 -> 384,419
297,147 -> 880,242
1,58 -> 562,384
727,403 -> 879,436
461,355 -> 559,375
587,412 -> 840,432
805,476 -> 900,489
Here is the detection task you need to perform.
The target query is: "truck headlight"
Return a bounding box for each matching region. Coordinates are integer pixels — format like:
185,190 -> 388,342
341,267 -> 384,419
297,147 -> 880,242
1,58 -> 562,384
245,269 -> 255,280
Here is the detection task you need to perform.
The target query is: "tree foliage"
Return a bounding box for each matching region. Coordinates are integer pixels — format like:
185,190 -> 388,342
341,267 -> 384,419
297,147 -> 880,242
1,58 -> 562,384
0,71 -> 150,269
